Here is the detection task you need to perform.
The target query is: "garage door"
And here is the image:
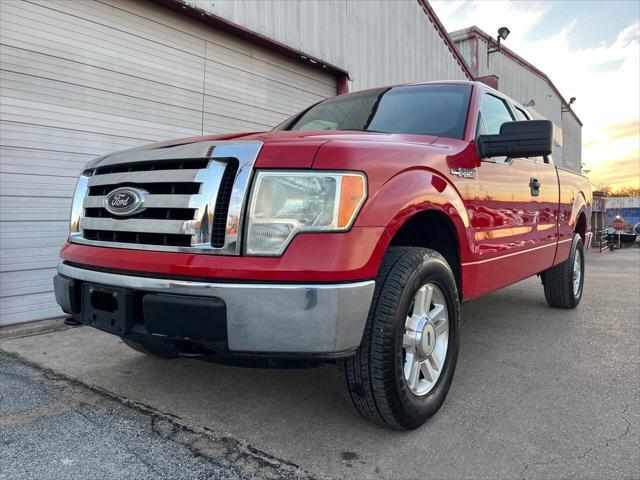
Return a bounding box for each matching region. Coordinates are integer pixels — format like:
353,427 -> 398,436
0,0 -> 337,326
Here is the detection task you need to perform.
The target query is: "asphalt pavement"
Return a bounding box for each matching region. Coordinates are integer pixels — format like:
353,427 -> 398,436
0,354 -> 313,480
1,248 -> 639,479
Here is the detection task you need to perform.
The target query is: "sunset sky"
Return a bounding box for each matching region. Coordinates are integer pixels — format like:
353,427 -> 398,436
432,0 -> 640,190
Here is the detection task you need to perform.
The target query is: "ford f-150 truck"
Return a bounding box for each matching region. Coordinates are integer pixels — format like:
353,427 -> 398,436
54,81 -> 592,429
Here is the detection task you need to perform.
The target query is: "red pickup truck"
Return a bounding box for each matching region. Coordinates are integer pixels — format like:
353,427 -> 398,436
54,81 -> 592,429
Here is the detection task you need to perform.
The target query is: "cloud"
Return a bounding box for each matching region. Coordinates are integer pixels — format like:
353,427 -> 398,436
583,120 -> 640,148
583,119 -> 639,189
527,23 -> 640,189
429,0 -> 468,21
431,0 -> 549,44
517,21 -> 640,133
587,153 -> 640,189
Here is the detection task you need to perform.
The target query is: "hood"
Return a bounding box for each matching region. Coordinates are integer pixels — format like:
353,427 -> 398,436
86,130 -> 441,170
247,130 -> 440,168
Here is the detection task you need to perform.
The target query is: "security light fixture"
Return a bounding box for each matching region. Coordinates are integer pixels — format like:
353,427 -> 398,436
524,99 -> 536,107
488,26 -> 510,54
562,97 -> 577,112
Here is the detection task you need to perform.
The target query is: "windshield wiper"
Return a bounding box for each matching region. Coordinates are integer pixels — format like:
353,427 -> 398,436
345,128 -> 388,134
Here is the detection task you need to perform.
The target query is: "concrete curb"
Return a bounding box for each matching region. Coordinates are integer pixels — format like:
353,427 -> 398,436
0,317 -> 70,340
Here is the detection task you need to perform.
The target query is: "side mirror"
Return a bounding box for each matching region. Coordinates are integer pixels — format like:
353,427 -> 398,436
477,120 -> 553,159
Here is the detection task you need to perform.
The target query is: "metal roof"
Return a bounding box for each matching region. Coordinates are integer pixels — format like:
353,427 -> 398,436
149,0 -> 349,79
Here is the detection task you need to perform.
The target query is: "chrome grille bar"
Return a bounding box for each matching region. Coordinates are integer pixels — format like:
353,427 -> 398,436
83,194 -> 203,209
79,217 -> 197,235
87,169 -> 200,186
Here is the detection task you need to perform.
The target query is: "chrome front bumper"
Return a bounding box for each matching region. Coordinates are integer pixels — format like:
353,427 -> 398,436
56,263 -> 374,355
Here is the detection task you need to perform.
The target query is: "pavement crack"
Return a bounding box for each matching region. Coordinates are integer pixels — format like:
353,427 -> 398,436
519,389 -> 640,479
604,389 -> 639,448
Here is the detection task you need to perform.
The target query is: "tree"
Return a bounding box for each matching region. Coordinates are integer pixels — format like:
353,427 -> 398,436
610,186 -> 640,197
594,183 -> 612,195
592,184 -> 640,197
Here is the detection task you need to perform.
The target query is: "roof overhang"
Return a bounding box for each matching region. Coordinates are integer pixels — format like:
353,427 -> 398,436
149,0 -> 349,83
150,0 -> 475,92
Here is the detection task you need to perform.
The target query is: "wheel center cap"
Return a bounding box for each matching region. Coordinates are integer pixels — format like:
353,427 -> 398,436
419,323 -> 436,357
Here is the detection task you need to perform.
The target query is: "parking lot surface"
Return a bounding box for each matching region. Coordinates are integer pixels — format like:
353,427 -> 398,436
1,249 -> 639,479
0,354 -> 310,480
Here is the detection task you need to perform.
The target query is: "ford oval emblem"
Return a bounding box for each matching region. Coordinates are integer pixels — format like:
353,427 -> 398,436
104,187 -> 146,216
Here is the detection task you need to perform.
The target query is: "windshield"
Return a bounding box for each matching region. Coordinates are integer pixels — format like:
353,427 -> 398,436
276,84 -> 471,139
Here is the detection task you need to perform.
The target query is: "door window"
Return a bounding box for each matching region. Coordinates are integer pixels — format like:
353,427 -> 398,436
478,94 -> 514,163
513,107 -> 529,121
479,94 -> 514,134
513,106 -> 549,163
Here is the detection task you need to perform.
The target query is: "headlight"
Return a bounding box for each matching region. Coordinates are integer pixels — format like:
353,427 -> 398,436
245,171 -> 367,255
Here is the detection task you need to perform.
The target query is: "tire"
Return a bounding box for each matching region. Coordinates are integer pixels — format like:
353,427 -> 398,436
337,247 -> 461,430
121,338 -> 178,359
542,233 -> 584,309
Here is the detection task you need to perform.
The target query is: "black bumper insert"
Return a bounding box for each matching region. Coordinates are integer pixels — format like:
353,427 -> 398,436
143,293 -> 227,342
53,274 -> 227,346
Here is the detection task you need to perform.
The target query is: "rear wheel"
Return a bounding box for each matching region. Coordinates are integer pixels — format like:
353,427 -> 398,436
542,233 -> 585,309
337,247 -> 461,430
121,338 -> 178,359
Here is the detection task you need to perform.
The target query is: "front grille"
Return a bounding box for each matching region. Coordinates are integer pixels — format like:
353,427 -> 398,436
77,158 -> 232,251
70,141 -> 263,255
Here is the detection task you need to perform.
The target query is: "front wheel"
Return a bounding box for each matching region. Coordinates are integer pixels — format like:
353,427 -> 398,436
541,233 -> 585,309
337,247 -> 461,430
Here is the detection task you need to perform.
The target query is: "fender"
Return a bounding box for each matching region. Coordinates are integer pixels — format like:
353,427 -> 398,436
553,169 -> 592,265
566,190 -> 589,249
356,168 -> 473,259
355,168 -> 476,299
313,138 -> 476,297
569,191 -> 589,231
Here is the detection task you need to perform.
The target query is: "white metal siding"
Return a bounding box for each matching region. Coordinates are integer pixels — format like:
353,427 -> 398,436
185,0 -> 471,89
562,113 -> 582,172
0,0 -> 336,326
453,35 -> 582,172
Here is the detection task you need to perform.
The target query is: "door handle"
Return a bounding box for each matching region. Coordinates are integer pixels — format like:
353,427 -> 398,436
529,177 -> 541,196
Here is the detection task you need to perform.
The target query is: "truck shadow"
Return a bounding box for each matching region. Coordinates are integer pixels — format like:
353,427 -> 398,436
107,275 -> 565,438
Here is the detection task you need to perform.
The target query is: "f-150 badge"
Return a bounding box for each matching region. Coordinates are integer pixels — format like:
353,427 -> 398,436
450,168 -> 476,179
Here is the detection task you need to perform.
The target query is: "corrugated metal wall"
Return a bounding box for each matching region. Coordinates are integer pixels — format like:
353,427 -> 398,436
561,113 -> 582,172
185,0 -> 471,89
0,0 -> 336,326
0,0 -> 470,326
452,34 -> 582,172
